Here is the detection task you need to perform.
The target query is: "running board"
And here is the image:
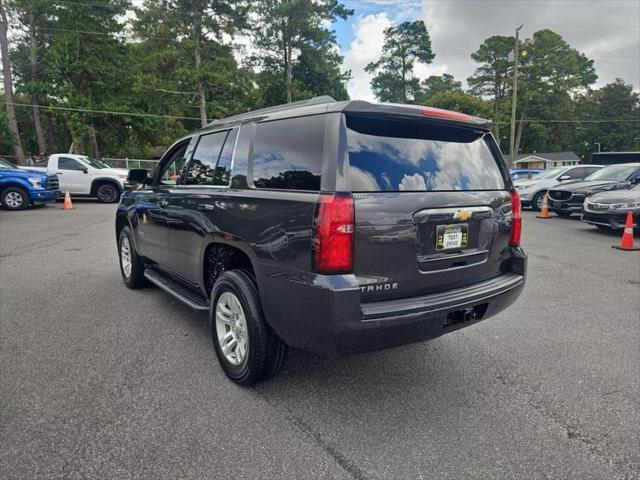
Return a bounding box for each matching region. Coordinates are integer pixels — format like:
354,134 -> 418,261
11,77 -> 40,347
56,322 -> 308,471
144,268 -> 209,311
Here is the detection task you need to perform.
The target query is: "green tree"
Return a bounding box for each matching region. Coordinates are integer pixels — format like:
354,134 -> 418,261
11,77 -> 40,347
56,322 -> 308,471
515,29 -> 597,154
416,73 -> 462,103
252,0 -> 352,104
0,0 -> 24,162
365,20 -> 435,103
135,0 -> 251,129
6,0 -> 55,156
576,79 -> 640,155
467,35 -> 514,143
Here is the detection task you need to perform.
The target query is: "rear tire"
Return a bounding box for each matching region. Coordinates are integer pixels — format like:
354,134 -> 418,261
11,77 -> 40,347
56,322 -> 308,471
118,226 -> 147,289
96,183 -> 120,203
210,270 -> 287,385
1,186 -> 29,210
556,211 -> 572,217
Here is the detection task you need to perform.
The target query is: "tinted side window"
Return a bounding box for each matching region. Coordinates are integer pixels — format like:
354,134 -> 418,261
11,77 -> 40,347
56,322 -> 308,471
213,128 -> 237,186
252,115 -> 324,191
564,167 -> 584,179
185,131 -> 229,185
584,167 -> 600,177
158,142 -> 189,185
58,157 -> 83,170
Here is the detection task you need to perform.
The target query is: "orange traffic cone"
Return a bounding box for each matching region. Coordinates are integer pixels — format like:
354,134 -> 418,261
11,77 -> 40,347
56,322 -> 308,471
612,211 -> 639,251
536,193 -> 552,219
62,191 -> 74,210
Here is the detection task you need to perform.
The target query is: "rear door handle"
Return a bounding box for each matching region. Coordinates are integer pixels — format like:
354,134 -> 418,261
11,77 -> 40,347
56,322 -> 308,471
198,203 -> 214,211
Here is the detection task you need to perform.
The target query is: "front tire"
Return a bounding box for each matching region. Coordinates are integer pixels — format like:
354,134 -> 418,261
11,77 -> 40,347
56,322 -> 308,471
96,183 -> 120,203
1,186 -> 29,210
556,211 -> 572,217
118,226 -> 147,289
531,191 -> 546,212
210,270 -> 287,385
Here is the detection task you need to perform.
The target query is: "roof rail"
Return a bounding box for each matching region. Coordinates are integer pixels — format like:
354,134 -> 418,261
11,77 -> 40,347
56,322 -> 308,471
206,95 -> 336,126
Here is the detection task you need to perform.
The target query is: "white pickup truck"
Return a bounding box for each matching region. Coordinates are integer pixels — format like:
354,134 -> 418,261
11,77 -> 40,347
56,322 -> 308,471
23,154 -> 128,203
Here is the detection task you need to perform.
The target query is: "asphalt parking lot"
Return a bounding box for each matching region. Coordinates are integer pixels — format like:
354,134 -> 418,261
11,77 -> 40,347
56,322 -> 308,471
1,202 -> 639,480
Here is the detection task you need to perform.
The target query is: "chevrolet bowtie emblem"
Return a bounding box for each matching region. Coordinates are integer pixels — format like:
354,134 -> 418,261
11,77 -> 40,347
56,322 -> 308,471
453,210 -> 473,221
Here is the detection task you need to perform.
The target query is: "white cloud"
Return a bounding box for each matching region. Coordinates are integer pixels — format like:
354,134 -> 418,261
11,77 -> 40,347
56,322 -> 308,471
419,0 -> 640,90
344,0 -> 639,100
343,13 -> 393,101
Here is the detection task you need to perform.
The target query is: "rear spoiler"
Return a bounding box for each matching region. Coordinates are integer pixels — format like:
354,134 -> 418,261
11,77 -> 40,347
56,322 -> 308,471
343,101 -> 493,132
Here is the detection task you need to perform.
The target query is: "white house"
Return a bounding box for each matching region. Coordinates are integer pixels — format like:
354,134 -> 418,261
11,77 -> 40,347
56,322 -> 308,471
509,152 -> 581,169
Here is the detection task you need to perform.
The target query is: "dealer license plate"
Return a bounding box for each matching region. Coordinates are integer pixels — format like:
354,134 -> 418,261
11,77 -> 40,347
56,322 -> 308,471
436,224 -> 468,251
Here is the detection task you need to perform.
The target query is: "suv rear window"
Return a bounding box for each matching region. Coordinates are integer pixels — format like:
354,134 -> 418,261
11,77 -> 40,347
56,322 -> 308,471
252,115 -> 324,191
346,116 -> 505,192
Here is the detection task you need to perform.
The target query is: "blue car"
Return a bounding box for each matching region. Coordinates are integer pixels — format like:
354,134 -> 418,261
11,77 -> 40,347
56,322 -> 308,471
511,169 -> 543,181
0,158 -> 61,210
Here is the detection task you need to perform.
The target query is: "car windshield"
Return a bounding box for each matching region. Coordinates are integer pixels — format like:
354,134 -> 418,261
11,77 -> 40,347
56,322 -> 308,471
0,158 -> 15,169
585,165 -> 639,181
80,156 -> 111,169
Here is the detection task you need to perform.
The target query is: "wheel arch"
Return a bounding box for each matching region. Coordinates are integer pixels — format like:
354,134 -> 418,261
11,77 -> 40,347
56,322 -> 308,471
0,181 -> 32,204
200,240 -> 259,299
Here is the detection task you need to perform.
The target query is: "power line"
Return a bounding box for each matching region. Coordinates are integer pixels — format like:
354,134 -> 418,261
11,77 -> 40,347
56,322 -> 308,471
8,102 -> 203,121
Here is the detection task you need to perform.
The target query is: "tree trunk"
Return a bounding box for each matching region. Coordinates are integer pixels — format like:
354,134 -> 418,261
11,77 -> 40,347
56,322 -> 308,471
401,56 -> 406,103
194,48 -> 207,127
30,15 -> 46,156
46,112 -> 56,153
0,0 -> 25,164
285,28 -> 292,103
89,125 -> 101,160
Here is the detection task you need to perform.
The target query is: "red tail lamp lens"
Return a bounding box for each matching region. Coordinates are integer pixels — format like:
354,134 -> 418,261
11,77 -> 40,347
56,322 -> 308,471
313,193 -> 354,274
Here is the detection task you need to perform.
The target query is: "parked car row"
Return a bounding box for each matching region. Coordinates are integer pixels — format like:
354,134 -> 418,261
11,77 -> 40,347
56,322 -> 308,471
513,162 -> 640,229
548,163 -> 640,229
1,154 -> 130,210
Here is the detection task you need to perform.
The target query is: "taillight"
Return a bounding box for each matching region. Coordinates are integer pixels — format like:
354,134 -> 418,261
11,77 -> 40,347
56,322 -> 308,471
510,190 -> 522,247
313,193 -> 354,274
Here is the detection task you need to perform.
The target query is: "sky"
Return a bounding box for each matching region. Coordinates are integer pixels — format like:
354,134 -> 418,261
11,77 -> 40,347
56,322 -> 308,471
335,0 -> 640,101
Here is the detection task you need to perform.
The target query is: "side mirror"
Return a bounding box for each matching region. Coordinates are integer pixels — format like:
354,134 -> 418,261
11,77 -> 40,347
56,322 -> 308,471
81,166 -> 88,174
126,168 -> 150,188
558,175 -> 571,181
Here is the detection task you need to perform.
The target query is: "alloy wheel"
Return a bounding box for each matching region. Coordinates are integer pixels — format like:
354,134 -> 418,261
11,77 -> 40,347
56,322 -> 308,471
5,191 -> 23,208
215,291 -> 249,366
120,236 -> 132,279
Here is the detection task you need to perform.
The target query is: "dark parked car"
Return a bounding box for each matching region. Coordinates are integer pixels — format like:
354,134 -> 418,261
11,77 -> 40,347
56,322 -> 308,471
582,183 -> 640,229
547,163 -> 640,216
115,97 -> 526,385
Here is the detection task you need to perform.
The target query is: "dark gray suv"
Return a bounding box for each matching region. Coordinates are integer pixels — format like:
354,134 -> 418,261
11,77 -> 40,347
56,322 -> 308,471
116,96 -> 527,385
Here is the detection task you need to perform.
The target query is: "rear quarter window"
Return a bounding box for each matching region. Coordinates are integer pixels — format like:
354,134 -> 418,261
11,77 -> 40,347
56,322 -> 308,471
252,115 -> 324,191
346,117 -> 505,192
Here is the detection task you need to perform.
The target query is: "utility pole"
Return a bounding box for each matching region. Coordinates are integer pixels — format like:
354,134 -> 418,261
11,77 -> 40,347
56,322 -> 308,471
0,0 -> 25,164
508,24 -> 523,169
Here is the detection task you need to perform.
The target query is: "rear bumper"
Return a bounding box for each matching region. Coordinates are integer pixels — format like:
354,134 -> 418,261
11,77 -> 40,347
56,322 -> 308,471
582,210 -> 638,229
260,248 -> 527,356
29,189 -> 60,205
